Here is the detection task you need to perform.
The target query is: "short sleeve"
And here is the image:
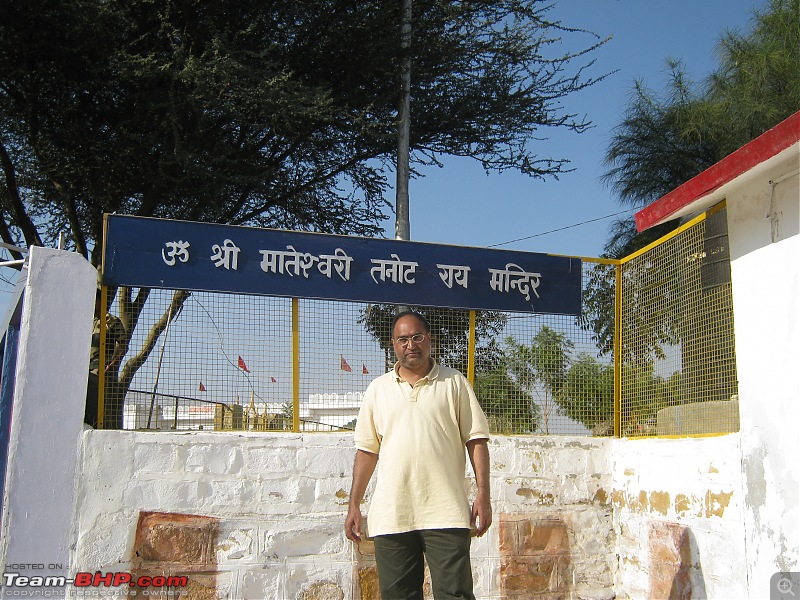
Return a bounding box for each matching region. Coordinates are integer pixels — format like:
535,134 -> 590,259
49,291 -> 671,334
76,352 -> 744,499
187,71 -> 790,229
354,383 -> 381,454
458,374 -> 490,444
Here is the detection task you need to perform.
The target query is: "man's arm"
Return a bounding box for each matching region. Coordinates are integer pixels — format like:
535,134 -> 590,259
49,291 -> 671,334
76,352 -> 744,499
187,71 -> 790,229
344,449 -> 379,543
466,438 -> 492,537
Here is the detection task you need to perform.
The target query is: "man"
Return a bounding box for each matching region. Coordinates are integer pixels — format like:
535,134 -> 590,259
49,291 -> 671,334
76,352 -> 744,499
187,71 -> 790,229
344,310 -> 491,600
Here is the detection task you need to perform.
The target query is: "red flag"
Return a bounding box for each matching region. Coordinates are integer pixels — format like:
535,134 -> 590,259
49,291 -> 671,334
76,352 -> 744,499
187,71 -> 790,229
340,355 -> 352,372
237,355 -> 250,373
271,377 -> 277,383
362,364 -> 369,374
199,381 -> 206,392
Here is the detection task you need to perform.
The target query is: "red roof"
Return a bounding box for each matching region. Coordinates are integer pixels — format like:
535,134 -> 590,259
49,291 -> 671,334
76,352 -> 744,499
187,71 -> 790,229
635,111 -> 800,232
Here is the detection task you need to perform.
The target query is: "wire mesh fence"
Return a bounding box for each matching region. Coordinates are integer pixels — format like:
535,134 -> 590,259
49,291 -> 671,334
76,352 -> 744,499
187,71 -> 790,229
96,205 -> 739,437
617,208 -> 739,437
472,306 -> 614,436
98,260 -> 614,435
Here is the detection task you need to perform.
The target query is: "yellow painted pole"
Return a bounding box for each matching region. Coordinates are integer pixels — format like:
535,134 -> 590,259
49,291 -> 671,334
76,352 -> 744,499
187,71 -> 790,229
614,261 -> 622,438
467,310 -> 476,385
97,285 -> 107,429
292,297 -> 300,432
97,215 -> 109,429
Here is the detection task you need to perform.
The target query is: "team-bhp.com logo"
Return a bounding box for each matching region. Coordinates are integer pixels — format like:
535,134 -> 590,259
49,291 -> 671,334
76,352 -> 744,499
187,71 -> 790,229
3,571 -> 189,596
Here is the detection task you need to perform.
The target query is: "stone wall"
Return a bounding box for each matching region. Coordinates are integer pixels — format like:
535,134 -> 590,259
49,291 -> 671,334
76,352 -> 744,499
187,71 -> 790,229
71,432 -> 617,599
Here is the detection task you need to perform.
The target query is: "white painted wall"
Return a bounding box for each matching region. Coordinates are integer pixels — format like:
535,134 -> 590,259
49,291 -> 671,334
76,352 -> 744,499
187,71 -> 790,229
611,435 -> 748,599
65,430 -> 751,599
70,431 -> 618,599
726,154 -> 800,597
0,247 -> 97,581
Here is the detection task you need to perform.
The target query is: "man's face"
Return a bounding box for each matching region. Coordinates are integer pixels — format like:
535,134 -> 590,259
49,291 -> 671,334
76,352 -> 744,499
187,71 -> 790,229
392,315 -> 432,371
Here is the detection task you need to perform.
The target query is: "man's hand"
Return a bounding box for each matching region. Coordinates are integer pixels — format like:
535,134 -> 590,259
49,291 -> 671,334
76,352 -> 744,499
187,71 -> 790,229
471,491 -> 492,537
344,449 -> 378,544
345,505 -> 364,543
466,438 -> 492,537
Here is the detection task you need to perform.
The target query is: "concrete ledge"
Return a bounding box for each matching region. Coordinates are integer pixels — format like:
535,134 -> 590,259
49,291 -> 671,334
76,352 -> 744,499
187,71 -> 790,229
657,399 -> 739,436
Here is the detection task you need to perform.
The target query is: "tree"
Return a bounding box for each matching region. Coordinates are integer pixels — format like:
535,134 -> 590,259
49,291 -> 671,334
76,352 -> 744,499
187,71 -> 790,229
619,362 -> 681,436
561,353 -> 614,435
600,0 -> 800,257
1,0 -> 610,256
506,326 -> 573,434
474,365 -> 540,434
359,305 -> 541,432
582,0 -> 799,366
358,304 -> 508,373
1,0 -> 610,421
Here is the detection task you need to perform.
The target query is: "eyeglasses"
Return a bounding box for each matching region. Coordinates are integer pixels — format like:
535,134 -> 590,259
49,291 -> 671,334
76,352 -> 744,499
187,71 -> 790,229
393,333 -> 427,347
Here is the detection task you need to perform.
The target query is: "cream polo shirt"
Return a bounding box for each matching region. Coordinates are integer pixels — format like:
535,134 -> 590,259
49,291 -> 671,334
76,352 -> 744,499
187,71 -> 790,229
354,361 -> 490,537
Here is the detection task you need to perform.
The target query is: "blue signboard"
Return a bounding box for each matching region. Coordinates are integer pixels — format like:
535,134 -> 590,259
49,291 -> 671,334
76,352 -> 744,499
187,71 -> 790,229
102,215 -> 582,315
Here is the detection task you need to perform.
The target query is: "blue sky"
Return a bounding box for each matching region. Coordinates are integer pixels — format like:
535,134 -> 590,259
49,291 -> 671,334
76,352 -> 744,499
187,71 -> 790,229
0,0 -> 768,314
382,0 -> 768,257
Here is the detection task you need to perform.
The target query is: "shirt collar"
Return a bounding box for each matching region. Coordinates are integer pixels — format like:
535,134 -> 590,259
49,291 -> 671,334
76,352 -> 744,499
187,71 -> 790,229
393,359 -> 439,382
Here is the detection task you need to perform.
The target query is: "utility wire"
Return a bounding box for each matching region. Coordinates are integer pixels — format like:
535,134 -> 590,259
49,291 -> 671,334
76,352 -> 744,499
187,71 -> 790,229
488,208 -> 636,248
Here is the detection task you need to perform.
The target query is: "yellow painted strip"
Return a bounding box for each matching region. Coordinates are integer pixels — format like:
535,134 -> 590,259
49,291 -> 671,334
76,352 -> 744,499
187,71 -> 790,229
467,310 -> 476,385
626,432 -> 734,440
97,285 -> 107,430
613,262 -> 622,438
582,257 -> 621,266
292,298 -> 300,433
620,212 -> 708,264
706,199 -> 728,217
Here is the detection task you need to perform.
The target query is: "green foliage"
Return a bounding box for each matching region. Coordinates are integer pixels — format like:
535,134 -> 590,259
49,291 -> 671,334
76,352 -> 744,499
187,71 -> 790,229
505,326 -> 573,434
699,0 -> 800,157
599,0 -> 799,256
578,262 -> 616,356
474,365 -> 540,434
0,0 -> 610,258
583,0 -> 799,362
492,329 -> 616,434
0,0 -> 610,410
562,352 -> 614,434
620,362 -> 681,436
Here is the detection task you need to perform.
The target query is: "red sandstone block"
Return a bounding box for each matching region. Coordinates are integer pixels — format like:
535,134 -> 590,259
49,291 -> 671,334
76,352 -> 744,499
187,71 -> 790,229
133,512 -> 220,564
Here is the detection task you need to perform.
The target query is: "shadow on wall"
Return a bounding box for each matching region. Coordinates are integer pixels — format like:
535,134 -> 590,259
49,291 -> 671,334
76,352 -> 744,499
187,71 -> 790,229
649,522 -> 707,599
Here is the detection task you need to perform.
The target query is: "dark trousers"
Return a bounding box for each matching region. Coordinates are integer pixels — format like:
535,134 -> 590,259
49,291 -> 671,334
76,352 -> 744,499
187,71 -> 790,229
373,528 -> 474,600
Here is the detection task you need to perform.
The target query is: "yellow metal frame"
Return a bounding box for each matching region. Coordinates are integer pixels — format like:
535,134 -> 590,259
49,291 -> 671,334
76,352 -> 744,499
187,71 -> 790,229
292,297 -> 300,432
613,261 -> 622,438
94,205 -> 735,438
619,210 -> 711,265
614,211 -> 708,438
467,310 -> 476,385
96,285 -> 108,429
